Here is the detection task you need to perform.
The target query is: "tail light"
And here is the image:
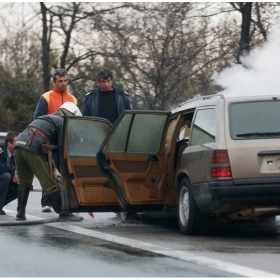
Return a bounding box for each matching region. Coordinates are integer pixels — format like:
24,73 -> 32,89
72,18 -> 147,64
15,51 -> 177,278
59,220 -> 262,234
211,150 -> 232,178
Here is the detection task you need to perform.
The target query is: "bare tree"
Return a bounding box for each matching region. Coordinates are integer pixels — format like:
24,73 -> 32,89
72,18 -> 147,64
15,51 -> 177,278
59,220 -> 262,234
40,2 -> 53,92
230,2 -> 280,63
91,3 -> 237,110
1,1 -> 280,131
0,23 -> 43,131
39,2 -> 129,93
230,2 -> 252,63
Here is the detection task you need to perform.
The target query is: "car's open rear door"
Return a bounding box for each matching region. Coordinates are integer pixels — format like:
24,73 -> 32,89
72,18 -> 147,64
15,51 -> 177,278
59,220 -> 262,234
97,111 -> 174,213
60,116 -> 122,213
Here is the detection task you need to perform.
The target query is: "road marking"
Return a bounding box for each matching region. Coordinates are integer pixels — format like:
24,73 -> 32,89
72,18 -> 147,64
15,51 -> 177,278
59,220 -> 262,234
4,210 -> 280,278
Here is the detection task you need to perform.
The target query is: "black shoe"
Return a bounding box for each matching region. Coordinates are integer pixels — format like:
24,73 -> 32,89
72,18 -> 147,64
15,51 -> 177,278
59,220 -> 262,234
59,213 -> 84,222
0,209 -> 6,215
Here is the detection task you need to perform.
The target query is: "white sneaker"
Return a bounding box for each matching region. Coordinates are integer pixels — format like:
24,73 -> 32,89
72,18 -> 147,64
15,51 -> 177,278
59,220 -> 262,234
42,206 -> 51,212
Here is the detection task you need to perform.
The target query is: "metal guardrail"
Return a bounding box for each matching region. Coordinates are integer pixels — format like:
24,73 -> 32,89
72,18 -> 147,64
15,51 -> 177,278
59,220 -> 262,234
0,132 -> 7,143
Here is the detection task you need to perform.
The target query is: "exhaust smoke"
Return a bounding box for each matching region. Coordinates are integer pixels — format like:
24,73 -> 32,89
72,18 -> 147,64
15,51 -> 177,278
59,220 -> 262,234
213,22 -> 280,97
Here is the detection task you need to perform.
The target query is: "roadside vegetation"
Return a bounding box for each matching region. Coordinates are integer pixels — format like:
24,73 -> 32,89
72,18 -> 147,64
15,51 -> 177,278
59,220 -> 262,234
0,2 -> 279,131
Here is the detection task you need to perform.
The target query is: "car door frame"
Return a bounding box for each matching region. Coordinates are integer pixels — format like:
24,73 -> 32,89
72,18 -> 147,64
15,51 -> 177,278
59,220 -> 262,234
96,110 -> 182,213
60,115 -> 122,213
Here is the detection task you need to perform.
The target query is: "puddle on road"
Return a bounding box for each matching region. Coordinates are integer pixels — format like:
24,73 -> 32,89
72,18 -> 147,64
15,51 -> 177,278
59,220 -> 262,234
0,225 -> 159,261
2,214 -> 280,256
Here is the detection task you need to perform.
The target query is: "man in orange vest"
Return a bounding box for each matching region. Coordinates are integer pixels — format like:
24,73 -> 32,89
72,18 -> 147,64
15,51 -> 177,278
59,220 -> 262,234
34,68 -> 77,118
33,68 -> 78,213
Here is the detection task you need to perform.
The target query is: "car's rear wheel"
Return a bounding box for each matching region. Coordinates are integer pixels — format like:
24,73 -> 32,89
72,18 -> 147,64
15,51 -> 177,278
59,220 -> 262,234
178,177 -> 209,235
259,215 -> 277,225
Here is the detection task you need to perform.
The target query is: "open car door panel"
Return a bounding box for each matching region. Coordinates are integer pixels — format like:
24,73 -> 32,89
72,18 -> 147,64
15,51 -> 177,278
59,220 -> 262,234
97,111 -> 171,212
61,116 -> 121,213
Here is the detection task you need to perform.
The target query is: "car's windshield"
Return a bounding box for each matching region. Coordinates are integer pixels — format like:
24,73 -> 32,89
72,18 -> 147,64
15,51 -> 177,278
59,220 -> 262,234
230,100 -> 280,139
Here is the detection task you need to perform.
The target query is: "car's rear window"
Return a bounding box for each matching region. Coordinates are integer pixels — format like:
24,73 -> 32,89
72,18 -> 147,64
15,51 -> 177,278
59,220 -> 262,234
230,100 -> 280,139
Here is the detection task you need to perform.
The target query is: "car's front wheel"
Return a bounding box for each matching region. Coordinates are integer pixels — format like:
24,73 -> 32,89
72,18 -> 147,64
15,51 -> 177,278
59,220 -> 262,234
178,177 -> 209,235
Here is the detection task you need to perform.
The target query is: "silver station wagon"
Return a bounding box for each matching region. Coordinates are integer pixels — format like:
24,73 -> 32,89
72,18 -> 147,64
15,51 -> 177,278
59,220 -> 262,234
59,94 -> 280,235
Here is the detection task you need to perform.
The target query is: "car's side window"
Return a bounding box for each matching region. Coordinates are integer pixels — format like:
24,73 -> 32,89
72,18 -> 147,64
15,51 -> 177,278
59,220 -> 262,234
190,108 -> 216,146
67,119 -> 111,157
107,113 -> 168,153
128,114 -> 167,153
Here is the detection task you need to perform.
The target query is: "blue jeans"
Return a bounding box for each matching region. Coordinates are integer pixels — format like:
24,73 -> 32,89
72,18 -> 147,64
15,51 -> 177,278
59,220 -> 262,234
41,191 -> 51,207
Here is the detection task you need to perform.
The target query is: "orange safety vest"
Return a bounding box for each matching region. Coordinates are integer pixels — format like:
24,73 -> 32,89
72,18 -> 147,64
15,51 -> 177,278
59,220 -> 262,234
42,88 -> 77,115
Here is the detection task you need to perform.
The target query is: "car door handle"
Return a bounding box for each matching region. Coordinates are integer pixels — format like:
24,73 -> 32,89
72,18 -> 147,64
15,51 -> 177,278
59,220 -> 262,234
97,152 -> 111,167
148,155 -> 159,162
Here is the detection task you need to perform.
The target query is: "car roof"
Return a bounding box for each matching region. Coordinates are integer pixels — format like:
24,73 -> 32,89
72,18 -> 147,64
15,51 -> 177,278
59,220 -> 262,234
172,93 -> 280,114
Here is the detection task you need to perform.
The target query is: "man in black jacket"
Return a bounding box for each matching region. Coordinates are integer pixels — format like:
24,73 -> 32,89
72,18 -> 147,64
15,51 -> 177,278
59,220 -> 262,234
0,131 -> 19,215
14,102 -> 83,221
83,69 -> 131,124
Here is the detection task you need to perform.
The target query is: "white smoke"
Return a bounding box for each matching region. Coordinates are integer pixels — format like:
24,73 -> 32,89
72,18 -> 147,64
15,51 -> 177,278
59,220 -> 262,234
213,22 -> 280,97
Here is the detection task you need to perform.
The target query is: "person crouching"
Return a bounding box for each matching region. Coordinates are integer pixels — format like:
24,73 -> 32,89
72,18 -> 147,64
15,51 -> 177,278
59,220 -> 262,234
14,102 -> 83,222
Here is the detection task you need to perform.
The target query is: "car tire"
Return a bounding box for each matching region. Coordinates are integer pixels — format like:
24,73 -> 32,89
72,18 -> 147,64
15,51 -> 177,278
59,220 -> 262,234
120,211 -> 129,221
259,215 -> 277,225
178,177 -> 209,235
119,211 -> 138,222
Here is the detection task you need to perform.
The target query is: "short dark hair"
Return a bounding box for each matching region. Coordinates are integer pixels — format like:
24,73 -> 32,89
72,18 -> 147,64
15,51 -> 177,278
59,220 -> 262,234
96,69 -> 113,82
53,68 -> 68,81
5,131 -> 19,146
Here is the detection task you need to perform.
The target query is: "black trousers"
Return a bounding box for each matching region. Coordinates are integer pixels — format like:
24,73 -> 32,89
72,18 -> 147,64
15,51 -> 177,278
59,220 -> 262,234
5,183 -> 18,205
0,172 -> 18,210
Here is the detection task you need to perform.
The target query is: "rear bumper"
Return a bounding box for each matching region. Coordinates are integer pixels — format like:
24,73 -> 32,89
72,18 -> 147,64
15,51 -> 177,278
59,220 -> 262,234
192,178 -> 280,213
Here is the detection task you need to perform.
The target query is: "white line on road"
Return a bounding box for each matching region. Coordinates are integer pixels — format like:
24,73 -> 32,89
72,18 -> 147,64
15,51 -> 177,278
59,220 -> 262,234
4,210 -> 280,278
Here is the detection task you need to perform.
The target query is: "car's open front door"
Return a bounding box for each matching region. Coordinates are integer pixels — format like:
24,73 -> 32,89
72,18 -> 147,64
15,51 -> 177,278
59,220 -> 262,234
97,111 -> 172,213
61,116 -> 122,213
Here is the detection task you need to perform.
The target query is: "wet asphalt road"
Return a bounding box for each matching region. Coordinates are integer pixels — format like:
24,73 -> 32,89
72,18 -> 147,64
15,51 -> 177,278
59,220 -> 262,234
0,223 -> 236,278
1,178 -> 280,277
1,194 -> 237,278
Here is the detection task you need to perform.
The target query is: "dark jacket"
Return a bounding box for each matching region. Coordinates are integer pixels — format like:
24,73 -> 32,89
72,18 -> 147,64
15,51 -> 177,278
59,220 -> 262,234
82,86 -> 131,118
15,114 -> 64,163
0,142 -> 15,175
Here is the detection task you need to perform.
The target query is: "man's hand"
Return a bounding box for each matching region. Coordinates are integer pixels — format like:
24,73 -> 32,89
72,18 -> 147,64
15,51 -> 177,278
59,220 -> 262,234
53,168 -> 61,183
13,170 -> 19,184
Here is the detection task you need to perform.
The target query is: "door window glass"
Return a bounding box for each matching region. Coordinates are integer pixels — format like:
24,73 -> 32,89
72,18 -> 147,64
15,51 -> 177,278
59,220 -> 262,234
107,113 -> 168,153
105,114 -> 132,152
67,119 -> 111,157
190,108 -> 216,146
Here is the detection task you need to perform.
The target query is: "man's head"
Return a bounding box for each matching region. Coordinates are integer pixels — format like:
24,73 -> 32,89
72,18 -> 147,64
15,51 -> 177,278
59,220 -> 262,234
5,131 -> 19,154
53,68 -> 68,93
96,69 -> 114,92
